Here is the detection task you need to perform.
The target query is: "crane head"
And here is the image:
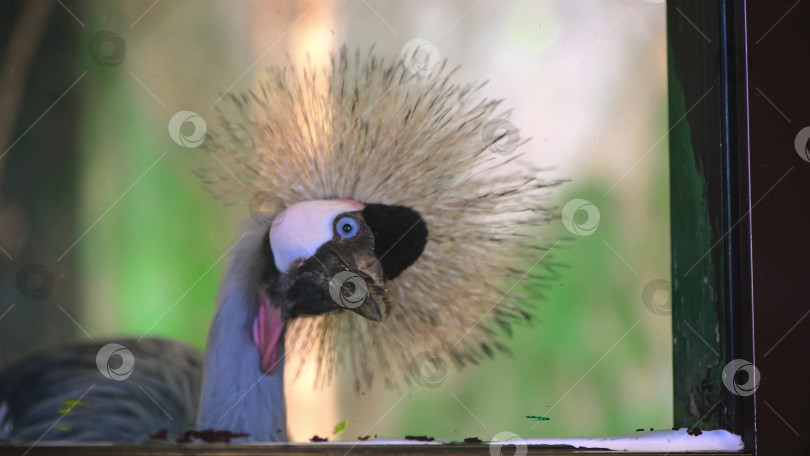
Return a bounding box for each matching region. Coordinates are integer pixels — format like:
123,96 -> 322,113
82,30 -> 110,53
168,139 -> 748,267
254,198 -> 428,372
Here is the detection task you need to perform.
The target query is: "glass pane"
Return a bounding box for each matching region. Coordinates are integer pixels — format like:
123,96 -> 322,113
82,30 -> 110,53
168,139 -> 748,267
0,0 -> 670,446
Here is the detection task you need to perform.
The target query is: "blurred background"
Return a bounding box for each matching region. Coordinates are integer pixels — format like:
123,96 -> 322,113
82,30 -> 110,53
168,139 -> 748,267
0,0 -> 670,443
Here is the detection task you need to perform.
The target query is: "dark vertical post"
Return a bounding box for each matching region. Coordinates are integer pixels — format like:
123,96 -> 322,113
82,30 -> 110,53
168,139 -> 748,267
745,0 -> 810,454
0,0 -> 82,363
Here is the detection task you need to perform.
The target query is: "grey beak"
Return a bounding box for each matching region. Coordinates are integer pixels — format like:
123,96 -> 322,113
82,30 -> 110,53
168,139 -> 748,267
351,294 -> 384,322
327,270 -> 386,322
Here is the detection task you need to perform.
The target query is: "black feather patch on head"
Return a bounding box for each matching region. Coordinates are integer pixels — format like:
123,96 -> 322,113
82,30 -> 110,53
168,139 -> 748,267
361,203 -> 428,281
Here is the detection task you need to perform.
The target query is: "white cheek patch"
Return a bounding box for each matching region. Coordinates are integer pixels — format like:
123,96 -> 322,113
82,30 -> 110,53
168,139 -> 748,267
269,199 -> 365,273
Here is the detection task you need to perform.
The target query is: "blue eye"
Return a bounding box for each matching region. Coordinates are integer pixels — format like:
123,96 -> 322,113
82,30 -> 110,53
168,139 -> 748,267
335,216 -> 359,239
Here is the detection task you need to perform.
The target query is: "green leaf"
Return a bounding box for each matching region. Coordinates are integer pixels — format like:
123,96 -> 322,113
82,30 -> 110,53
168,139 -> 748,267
333,420 -> 348,435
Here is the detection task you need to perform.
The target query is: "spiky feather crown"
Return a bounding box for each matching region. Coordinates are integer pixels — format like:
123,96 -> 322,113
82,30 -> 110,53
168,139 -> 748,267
200,47 -> 559,388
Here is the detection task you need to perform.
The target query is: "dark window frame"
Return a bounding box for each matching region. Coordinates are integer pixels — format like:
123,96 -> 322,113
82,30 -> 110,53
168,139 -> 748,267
670,1 -> 809,455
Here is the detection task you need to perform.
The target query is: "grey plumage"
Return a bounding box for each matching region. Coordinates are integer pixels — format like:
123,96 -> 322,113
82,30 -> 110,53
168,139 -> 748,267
0,227 -> 283,443
0,338 -> 201,442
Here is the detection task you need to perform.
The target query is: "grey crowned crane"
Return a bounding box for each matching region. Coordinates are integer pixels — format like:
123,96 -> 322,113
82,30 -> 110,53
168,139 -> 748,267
0,47 -> 558,443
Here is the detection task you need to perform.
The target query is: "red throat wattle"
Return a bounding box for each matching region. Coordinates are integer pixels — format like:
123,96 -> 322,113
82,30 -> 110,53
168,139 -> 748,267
252,290 -> 284,373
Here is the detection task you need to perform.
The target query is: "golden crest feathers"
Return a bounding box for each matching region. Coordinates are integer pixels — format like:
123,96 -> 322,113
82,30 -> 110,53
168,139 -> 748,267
200,47 -> 560,387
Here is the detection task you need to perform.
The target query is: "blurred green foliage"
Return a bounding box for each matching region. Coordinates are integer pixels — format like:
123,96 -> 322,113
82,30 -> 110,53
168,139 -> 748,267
76,4 -> 245,348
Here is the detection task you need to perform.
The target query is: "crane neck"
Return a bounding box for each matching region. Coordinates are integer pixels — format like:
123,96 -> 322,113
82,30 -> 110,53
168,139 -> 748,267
196,230 -> 288,442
